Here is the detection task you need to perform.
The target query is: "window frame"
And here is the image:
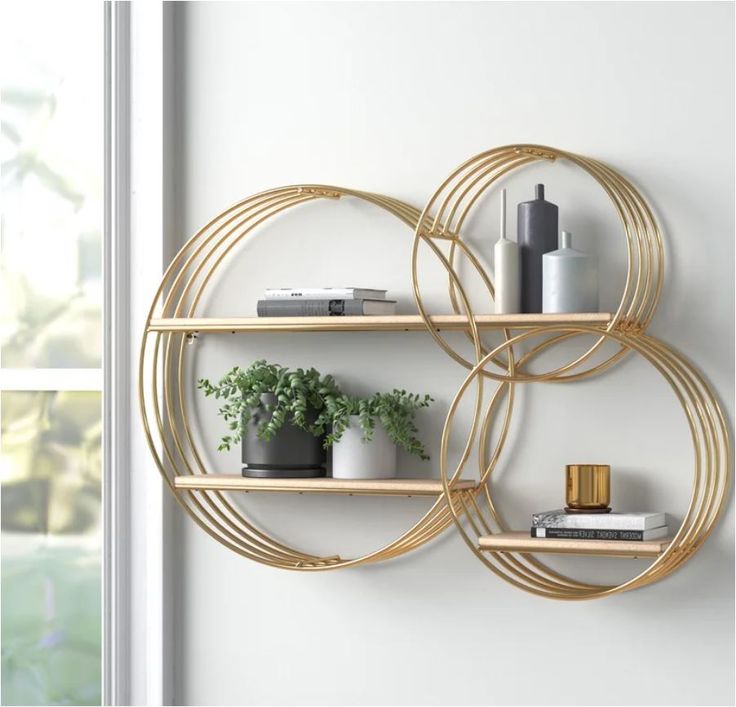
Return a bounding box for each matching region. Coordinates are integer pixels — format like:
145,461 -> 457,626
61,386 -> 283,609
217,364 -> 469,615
103,2 -> 129,704
104,2 -> 172,704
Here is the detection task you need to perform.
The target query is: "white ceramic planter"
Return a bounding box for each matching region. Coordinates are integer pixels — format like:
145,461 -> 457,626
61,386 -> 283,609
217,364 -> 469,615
332,416 -> 397,479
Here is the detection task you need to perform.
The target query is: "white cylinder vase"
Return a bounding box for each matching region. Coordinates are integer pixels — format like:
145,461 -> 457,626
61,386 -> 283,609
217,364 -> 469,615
331,416 -> 397,480
493,187 -> 521,314
494,236 -> 520,313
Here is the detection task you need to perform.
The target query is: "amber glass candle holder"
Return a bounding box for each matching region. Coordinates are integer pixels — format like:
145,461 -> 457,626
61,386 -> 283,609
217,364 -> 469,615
566,464 -> 611,512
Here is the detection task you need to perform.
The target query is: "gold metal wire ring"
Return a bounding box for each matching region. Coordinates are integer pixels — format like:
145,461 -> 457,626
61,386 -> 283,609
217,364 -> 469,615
139,185 -> 486,570
439,324 -> 730,599
411,144 -> 664,382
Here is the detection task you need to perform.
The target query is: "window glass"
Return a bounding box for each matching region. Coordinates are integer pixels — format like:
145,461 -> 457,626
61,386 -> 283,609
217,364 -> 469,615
1,391 -> 102,706
1,2 -> 102,369
1,3 -> 103,705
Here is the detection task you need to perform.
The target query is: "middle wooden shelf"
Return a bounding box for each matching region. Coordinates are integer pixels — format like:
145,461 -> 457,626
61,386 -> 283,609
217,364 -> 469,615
174,474 -> 477,497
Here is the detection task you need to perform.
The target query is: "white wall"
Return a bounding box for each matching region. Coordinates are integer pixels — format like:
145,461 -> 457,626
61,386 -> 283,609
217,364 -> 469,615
167,3 -> 734,705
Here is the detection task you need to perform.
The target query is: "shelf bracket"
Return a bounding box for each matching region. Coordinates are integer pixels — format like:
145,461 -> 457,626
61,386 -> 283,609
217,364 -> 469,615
297,187 -> 341,199
514,146 -> 557,161
295,556 -> 342,568
613,319 -> 645,335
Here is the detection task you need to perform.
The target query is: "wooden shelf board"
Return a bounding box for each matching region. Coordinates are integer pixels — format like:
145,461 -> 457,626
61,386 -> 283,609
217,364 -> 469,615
174,474 -> 476,497
148,313 -> 612,334
478,532 -> 671,558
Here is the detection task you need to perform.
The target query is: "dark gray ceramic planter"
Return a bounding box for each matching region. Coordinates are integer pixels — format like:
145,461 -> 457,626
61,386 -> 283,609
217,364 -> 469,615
241,393 -> 326,478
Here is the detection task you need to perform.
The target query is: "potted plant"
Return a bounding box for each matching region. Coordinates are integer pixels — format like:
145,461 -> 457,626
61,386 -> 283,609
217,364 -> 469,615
199,360 -> 434,481
324,390 -> 433,479
198,360 -> 341,478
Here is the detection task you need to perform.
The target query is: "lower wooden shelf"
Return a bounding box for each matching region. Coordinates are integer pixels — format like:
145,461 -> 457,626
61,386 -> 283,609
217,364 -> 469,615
478,532 -> 671,558
174,474 -> 476,497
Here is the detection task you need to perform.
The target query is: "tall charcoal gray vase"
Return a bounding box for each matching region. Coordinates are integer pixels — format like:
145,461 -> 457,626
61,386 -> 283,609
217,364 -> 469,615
518,183 -> 559,313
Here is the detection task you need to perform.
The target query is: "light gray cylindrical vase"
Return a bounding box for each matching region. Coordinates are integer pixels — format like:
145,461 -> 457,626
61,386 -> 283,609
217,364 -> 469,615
542,231 -> 598,313
332,416 -> 397,480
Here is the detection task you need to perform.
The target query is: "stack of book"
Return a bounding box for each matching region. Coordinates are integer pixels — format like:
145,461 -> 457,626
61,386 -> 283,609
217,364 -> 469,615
531,509 -> 668,542
257,287 -> 396,317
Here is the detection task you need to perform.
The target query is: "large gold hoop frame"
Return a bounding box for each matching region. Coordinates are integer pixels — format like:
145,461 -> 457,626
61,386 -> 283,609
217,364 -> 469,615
437,325 -> 730,599
139,185 -> 480,570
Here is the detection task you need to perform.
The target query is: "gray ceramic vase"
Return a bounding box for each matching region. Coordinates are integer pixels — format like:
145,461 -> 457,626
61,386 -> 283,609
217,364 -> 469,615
518,183 -> 559,313
241,393 -> 326,478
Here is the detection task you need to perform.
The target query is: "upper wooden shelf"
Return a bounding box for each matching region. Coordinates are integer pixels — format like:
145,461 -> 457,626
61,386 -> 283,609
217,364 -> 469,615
148,312 -> 612,334
174,474 -> 476,497
478,532 -> 671,558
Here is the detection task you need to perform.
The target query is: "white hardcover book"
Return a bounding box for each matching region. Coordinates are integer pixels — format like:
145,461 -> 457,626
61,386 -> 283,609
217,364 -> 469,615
264,287 -> 387,300
532,509 -> 666,531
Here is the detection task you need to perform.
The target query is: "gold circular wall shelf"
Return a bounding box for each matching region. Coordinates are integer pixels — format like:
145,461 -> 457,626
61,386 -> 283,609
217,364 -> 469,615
138,184 -> 477,570
138,146 -> 729,594
438,325 -> 730,600
411,144 -> 664,381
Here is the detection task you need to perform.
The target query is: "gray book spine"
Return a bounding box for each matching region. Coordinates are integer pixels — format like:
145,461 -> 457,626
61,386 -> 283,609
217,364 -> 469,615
531,527 -> 664,541
257,299 -> 365,316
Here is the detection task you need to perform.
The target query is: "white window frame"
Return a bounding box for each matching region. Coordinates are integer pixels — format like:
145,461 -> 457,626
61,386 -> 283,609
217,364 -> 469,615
104,2 -> 172,704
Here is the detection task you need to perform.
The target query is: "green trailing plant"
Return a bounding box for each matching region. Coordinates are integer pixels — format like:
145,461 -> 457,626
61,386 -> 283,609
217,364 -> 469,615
198,360 -> 433,460
197,360 -> 341,451
322,390 -> 434,460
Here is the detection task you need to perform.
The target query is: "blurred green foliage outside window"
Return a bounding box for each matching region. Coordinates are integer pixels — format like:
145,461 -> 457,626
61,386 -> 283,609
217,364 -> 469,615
1,3 -> 103,705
